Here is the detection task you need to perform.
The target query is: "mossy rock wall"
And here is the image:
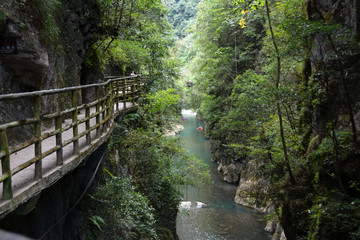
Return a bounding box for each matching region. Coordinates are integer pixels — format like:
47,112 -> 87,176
0,0 -> 101,145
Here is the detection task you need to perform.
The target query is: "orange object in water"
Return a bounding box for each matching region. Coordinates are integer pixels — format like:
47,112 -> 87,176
197,126 -> 203,131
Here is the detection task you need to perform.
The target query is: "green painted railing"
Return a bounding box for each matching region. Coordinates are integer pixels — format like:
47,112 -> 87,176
0,75 -> 144,200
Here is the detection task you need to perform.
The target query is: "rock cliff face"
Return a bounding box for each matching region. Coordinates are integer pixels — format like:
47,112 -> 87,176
210,141 -> 243,184
234,160 -> 270,211
0,0 -> 100,144
210,141 -> 286,238
233,159 -> 287,239
306,0 -> 360,140
232,1 -> 360,240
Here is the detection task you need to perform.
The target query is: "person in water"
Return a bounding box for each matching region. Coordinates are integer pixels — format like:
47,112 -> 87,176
197,126 -> 203,131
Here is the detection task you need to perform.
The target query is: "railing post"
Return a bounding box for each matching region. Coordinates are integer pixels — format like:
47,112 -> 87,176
115,80 -> 119,112
123,78 -> 127,109
131,78 -> 135,105
72,90 -> 79,155
86,104 -> 91,145
136,76 -> 141,103
105,83 -> 110,128
102,85 -> 107,131
96,86 -> 101,137
0,129 -> 13,199
34,95 -> 42,180
108,81 -> 114,128
55,114 -> 63,166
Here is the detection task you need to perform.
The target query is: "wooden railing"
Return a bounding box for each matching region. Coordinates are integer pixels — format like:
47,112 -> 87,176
0,75 -> 143,200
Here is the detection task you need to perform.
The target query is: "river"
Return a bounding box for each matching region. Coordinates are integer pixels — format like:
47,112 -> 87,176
176,110 -> 272,240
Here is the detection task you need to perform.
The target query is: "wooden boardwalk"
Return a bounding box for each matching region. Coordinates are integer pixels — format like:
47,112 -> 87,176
0,76 -> 143,218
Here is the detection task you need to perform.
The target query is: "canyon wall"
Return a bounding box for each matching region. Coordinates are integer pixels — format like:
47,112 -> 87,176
0,0 -> 100,144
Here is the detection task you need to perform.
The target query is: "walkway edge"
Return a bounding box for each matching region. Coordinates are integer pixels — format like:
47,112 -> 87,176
0,106 -> 138,219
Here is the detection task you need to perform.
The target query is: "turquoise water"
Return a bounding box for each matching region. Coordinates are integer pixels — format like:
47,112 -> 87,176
176,112 -> 271,240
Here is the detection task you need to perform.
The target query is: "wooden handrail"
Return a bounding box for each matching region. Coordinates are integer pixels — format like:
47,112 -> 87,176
0,75 -> 144,200
0,75 -> 139,100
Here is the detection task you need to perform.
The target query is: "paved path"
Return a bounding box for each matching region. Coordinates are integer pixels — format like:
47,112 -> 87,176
0,101 -> 137,217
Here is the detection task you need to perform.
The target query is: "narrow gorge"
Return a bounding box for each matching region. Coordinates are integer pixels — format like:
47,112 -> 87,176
0,0 -> 360,240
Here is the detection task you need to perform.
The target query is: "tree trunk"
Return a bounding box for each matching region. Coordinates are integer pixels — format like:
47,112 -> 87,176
265,0 -> 296,185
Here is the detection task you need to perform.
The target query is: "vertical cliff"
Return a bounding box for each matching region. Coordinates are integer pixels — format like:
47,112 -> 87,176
0,0 -> 100,144
233,1 -> 360,239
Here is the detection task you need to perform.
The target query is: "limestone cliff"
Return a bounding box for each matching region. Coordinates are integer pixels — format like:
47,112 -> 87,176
0,0 -> 100,144
306,0 -> 360,142
233,1 -> 360,240
210,140 -> 242,184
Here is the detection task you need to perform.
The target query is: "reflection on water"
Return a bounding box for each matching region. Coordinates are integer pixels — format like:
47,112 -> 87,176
176,111 -> 271,240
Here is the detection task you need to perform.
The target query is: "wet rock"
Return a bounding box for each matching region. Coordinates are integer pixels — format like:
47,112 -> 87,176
224,174 -> 233,183
265,220 -> 276,233
271,222 -> 286,240
179,201 -> 192,209
211,140 -> 244,184
178,201 -> 207,209
217,162 -> 223,172
5,20 -> 21,38
195,201 -> 207,208
163,122 -> 184,136
234,159 -> 271,211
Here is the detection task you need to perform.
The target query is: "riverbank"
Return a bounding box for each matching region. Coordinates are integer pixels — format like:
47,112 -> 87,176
176,111 -> 271,240
183,111 -> 285,240
163,122 -> 184,137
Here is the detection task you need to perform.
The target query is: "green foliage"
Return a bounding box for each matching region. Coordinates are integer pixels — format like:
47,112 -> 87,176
77,2 -> 189,237
87,177 -> 158,240
309,131 -> 352,165
81,0 -> 181,93
107,124 -> 209,237
103,90 -> 209,238
30,0 -> 61,43
183,0 -> 265,109
0,10 -> 8,24
112,126 -> 210,191
165,0 -> 201,39
218,70 -> 274,142
308,193 -> 360,240
88,215 -> 105,232
129,88 -> 182,131
173,0 -> 360,239
143,88 -> 180,117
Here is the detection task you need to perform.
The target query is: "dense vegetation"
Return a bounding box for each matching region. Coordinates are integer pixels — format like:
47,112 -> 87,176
2,0 -> 208,239
85,88 -> 209,239
2,0 -> 360,239
87,0 -> 180,92
177,0 -> 360,239
165,0 -> 201,39
78,2 -> 209,239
